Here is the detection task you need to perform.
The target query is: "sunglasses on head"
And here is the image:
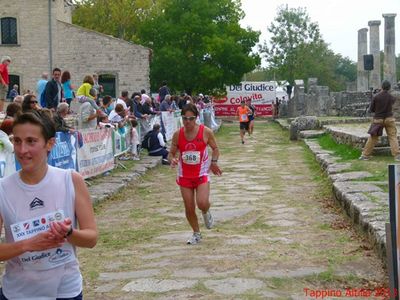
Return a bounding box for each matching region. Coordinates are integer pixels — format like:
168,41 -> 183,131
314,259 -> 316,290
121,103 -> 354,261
182,116 -> 196,121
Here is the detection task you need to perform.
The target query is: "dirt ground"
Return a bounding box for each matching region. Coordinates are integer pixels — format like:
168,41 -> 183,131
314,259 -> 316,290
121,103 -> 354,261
1,121 -> 390,299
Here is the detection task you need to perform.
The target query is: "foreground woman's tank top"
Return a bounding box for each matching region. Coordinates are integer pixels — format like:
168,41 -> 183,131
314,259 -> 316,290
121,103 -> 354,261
0,166 -> 82,299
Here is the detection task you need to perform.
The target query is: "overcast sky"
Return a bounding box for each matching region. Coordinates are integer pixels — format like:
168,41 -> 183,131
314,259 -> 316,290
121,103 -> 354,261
240,0 -> 399,65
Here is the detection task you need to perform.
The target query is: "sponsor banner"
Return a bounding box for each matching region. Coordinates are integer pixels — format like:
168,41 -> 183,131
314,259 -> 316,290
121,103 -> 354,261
213,104 -> 273,117
162,111 -> 180,141
213,81 -> 276,116
113,124 -> 132,157
77,127 -> 114,179
48,131 -> 77,170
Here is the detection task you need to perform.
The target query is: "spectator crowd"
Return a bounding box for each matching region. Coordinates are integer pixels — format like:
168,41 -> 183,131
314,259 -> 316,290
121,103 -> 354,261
0,63 -> 214,164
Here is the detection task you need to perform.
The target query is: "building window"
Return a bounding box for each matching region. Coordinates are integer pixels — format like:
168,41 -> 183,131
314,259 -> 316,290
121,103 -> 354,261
99,74 -> 116,98
7,75 -> 20,100
1,17 -> 18,45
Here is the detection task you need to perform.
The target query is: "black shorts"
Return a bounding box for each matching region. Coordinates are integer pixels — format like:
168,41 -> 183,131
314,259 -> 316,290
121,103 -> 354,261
240,122 -> 249,130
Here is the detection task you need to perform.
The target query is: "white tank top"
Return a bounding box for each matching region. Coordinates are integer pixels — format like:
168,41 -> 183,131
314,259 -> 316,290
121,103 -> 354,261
0,166 -> 82,299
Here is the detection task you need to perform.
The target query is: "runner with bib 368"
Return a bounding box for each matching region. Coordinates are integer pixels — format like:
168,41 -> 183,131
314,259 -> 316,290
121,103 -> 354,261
169,103 -> 222,245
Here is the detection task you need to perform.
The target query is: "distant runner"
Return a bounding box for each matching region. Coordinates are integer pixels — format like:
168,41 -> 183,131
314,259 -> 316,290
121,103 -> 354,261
246,99 -> 256,136
236,100 -> 251,144
169,103 -> 222,245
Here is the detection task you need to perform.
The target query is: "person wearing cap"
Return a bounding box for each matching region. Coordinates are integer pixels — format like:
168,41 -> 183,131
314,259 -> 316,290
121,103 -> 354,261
236,100 -> 251,144
0,56 -> 11,112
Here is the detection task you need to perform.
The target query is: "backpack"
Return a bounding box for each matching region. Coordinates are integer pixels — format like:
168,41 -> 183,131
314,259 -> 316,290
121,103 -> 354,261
141,130 -> 153,150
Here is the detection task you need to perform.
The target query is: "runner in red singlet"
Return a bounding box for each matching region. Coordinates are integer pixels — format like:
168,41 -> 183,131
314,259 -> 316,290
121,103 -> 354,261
169,103 -> 222,245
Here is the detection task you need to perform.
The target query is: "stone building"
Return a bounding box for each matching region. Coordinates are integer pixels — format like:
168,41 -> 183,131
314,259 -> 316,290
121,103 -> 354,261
0,0 -> 150,98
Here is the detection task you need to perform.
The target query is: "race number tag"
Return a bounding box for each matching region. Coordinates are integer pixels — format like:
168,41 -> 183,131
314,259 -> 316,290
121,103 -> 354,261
182,151 -> 201,165
10,210 -> 76,270
240,114 -> 247,122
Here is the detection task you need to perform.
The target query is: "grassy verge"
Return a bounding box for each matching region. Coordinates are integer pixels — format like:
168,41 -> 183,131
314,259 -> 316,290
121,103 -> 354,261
316,134 -> 361,161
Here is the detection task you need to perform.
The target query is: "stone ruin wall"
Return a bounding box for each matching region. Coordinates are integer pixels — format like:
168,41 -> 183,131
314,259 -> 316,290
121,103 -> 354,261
281,78 -> 400,119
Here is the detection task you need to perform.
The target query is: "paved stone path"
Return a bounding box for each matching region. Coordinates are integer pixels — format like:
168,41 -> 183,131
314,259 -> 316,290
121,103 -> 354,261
79,121 -> 387,299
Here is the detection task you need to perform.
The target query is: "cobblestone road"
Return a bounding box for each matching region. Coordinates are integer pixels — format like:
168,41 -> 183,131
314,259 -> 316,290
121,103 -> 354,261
79,121 -> 387,299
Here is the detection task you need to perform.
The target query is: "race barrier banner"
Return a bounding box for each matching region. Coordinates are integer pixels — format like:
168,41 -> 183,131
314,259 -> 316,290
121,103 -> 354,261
48,131 -> 78,170
213,81 -> 276,117
77,128 -> 114,179
162,111 -> 180,141
113,124 -> 132,157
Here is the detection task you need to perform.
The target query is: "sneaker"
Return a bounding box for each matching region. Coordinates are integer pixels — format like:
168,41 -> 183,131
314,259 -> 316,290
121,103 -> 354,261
186,232 -> 202,245
358,155 -> 370,161
202,210 -> 214,229
132,157 -> 140,161
241,140 -> 245,144
118,156 -> 130,161
162,159 -> 170,165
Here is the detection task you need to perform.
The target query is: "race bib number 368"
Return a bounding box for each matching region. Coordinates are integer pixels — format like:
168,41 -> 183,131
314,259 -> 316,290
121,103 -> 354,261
182,151 -> 201,165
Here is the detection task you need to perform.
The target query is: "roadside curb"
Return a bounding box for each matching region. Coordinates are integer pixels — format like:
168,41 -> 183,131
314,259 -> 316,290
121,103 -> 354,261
274,118 -> 388,263
303,139 -> 387,261
87,156 -> 162,204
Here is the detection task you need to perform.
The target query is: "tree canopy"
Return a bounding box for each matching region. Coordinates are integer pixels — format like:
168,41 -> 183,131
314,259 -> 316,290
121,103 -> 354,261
72,0 -> 260,94
259,5 -> 356,91
136,0 -> 260,93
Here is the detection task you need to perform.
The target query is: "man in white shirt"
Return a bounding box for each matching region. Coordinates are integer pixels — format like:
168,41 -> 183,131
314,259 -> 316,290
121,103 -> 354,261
116,90 -> 129,110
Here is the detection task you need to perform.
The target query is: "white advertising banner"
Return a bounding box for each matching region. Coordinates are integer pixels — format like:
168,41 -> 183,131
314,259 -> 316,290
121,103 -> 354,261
77,128 -> 114,179
213,81 -> 276,116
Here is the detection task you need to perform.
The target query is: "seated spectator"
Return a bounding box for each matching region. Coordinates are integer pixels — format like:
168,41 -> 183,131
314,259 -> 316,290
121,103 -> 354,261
142,123 -> 169,164
98,115 -> 115,129
160,94 -> 172,112
54,102 -> 74,133
0,102 -> 21,135
21,94 -> 40,115
132,95 -> 148,120
100,95 -> 113,115
13,95 -> 23,106
8,84 -> 19,100
130,119 -> 140,160
77,101 -> 99,129
108,103 -> 129,132
142,96 -> 157,115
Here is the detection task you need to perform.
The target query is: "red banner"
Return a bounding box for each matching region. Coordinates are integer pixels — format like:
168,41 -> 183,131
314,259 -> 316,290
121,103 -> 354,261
213,104 -> 273,117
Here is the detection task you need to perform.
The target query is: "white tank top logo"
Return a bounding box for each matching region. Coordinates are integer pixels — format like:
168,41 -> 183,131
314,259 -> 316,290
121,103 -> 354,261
10,209 -> 76,270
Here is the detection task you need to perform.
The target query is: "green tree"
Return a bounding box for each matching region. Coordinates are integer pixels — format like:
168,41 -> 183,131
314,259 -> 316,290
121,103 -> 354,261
260,5 -> 323,85
72,0 -> 163,41
260,5 -> 356,91
136,0 -> 260,93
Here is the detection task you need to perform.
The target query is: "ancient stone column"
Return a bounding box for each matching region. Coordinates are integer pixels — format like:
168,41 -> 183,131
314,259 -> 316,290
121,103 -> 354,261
368,20 -> 381,90
383,14 -> 397,86
357,28 -> 368,91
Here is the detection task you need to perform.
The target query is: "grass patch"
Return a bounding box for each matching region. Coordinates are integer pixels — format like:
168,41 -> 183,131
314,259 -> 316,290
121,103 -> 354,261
316,134 -> 361,161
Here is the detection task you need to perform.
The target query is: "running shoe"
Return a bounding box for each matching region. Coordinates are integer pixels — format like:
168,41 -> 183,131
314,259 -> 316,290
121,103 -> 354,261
202,210 -> 214,229
241,140 -> 245,144
358,155 -> 370,161
186,232 -> 202,245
